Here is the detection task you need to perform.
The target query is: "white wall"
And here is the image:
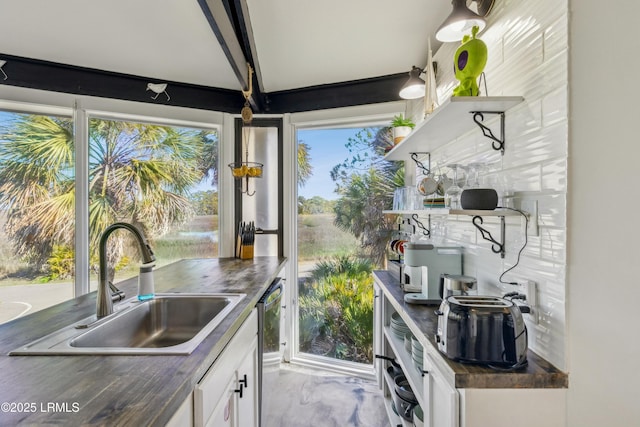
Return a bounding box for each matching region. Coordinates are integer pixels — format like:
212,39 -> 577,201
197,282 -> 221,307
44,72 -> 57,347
408,0 -> 569,371
568,1 -> 640,426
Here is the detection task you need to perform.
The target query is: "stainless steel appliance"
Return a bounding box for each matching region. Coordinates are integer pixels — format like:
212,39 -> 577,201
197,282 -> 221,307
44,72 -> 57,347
401,244 -> 463,304
439,274 -> 477,299
257,278 -> 284,426
436,295 -> 528,368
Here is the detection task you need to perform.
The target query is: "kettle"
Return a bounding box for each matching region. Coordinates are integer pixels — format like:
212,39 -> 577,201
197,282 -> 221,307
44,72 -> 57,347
439,274 -> 477,299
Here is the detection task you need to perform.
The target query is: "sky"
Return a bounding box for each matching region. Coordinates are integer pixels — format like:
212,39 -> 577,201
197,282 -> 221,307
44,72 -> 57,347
297,127 -> 365,201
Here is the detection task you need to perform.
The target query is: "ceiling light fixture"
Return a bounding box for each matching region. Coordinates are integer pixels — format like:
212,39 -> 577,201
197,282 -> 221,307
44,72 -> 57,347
0,60 -> 8,80
435,0 -> 495,42
399,66 -> 426,100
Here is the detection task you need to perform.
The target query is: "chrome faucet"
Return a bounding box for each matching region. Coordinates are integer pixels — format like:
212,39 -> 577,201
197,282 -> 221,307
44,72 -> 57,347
97,222 -> 156,318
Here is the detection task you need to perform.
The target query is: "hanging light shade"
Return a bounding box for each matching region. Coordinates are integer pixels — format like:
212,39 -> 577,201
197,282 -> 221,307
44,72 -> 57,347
435,0 -> 492,42
399,66 -> 426,100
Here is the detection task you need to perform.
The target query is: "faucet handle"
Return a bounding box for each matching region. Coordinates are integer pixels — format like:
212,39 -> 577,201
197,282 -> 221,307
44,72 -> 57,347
109,282 -> 126,302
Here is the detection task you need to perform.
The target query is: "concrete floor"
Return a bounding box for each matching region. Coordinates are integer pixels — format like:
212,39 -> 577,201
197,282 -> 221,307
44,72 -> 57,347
263,364 -> 390,427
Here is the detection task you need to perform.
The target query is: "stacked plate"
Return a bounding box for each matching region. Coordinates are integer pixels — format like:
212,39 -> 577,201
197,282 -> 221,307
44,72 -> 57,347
404,331 -> 413,355
411,337 -> 424,372
390,312 -> 410,340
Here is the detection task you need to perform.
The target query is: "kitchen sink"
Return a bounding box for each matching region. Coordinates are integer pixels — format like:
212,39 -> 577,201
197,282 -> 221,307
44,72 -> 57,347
10,293 -> 245,355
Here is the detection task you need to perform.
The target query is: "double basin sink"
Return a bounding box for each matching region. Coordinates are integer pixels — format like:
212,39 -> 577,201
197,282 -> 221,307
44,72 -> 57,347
10,293 -> 245,355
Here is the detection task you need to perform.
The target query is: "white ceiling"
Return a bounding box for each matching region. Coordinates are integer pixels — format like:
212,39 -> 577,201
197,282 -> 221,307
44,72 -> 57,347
0,0 -> 450,94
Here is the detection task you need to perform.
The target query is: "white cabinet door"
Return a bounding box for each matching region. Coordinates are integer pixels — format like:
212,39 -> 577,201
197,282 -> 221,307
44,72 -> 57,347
425,353 -> 458,427
195,309 -> 258,427
166,392 -> 193,427
204,375 -> 237,427
236,335 -> 258,427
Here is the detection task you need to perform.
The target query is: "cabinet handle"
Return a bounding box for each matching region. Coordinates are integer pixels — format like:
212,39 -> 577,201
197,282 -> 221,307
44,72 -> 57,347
234,386 -> 244,399
239,374 -> 248,388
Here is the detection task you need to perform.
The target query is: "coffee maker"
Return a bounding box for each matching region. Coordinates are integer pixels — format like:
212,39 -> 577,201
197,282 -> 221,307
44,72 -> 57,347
401,243 -> 463,304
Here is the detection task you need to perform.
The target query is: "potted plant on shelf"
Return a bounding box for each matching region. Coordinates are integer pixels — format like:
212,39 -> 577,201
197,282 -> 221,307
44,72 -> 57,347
391,114 -> 415,145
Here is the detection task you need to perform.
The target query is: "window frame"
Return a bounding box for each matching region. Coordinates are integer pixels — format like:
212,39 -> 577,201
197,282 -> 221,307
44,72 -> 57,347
0,94 -> 222,299
284,102 -> 404,377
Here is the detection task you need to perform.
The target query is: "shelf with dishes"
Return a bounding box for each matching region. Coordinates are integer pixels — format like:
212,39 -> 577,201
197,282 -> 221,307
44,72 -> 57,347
381,312 -> 426,427
384,96 -> 524,160
383,208 -> 527,258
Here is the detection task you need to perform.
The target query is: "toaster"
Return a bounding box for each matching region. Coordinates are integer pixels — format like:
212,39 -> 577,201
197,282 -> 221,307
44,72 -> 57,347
436,295 -> 527,367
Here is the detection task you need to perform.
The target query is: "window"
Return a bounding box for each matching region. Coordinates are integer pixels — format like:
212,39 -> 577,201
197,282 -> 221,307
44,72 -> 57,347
87,117 -> 219,289
0,110 -> 75,323
295,125 -> 399,368
0,105 -> 219,324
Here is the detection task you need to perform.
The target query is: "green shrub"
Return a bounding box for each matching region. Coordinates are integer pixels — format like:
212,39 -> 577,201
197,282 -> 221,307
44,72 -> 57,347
44,245 -> 75,281
298,255 -> 374,364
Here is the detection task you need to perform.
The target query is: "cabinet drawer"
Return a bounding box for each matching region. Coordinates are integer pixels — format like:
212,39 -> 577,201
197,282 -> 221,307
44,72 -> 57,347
195,309 -> 258,427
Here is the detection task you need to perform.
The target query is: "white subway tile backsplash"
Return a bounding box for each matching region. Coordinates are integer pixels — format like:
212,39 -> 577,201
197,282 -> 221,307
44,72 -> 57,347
538,194 -> 566,228
540,228 -> 566,263
541,158 -> 568,192
544,14 -> 569,62
417,0 -> 568,370
542,87 -> 568,127
504,121 -> 568,168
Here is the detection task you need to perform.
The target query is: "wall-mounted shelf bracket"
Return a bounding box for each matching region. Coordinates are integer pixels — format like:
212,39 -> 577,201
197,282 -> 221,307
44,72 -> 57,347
472,215 -> 506,258
471,111 -> 506,155
410,152 -> 431,174
411,214 -> 430,237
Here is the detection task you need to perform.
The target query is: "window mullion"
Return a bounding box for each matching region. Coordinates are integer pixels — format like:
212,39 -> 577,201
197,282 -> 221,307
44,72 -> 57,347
73,101 -> 90,297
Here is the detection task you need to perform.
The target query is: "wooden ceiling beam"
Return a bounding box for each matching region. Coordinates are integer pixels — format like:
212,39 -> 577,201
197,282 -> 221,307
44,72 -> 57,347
0,53 -> 244,113
197,0 -> 264,112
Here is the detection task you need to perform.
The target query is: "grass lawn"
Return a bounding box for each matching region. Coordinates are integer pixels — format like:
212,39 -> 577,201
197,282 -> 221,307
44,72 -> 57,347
298,213 -> 359,261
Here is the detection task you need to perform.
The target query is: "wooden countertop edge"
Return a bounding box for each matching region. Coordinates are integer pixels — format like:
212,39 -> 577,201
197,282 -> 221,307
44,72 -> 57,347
373,270 -> 568,390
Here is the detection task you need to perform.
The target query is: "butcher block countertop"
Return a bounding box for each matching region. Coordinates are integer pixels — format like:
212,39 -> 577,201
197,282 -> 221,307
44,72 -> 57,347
0,257 -> 286,426
374,270 -> 568,389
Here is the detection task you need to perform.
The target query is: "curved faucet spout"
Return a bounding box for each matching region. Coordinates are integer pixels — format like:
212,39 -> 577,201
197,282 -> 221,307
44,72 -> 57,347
97,222 -> 156,318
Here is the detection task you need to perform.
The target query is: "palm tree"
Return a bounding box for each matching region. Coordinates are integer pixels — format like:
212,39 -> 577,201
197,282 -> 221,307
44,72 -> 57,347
297,141 -> 313,186
0,115 -> 75,265
331,127 -> 404,266
0,114 -> 217,276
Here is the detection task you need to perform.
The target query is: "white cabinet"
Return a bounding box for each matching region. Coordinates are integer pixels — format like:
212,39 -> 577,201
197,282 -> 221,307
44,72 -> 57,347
166,393 -> 194,427
195,309 -> 258,427
423,352 -> 458,427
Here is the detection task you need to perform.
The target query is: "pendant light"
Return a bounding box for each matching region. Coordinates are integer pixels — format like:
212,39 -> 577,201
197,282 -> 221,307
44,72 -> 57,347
399,66 -> 426,100
435,0 -> 495,43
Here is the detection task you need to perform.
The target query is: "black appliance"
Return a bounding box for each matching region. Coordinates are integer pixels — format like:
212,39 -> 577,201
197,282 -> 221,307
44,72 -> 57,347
257,278 -> 284,427
436,295 -> 527,368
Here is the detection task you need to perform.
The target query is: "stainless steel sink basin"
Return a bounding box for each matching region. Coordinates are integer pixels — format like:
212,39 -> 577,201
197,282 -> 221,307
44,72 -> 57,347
10,293 -> 245,355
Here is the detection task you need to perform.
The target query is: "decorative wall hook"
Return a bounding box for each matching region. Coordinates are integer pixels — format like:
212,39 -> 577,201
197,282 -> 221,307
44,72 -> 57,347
146,83 -> 170,101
